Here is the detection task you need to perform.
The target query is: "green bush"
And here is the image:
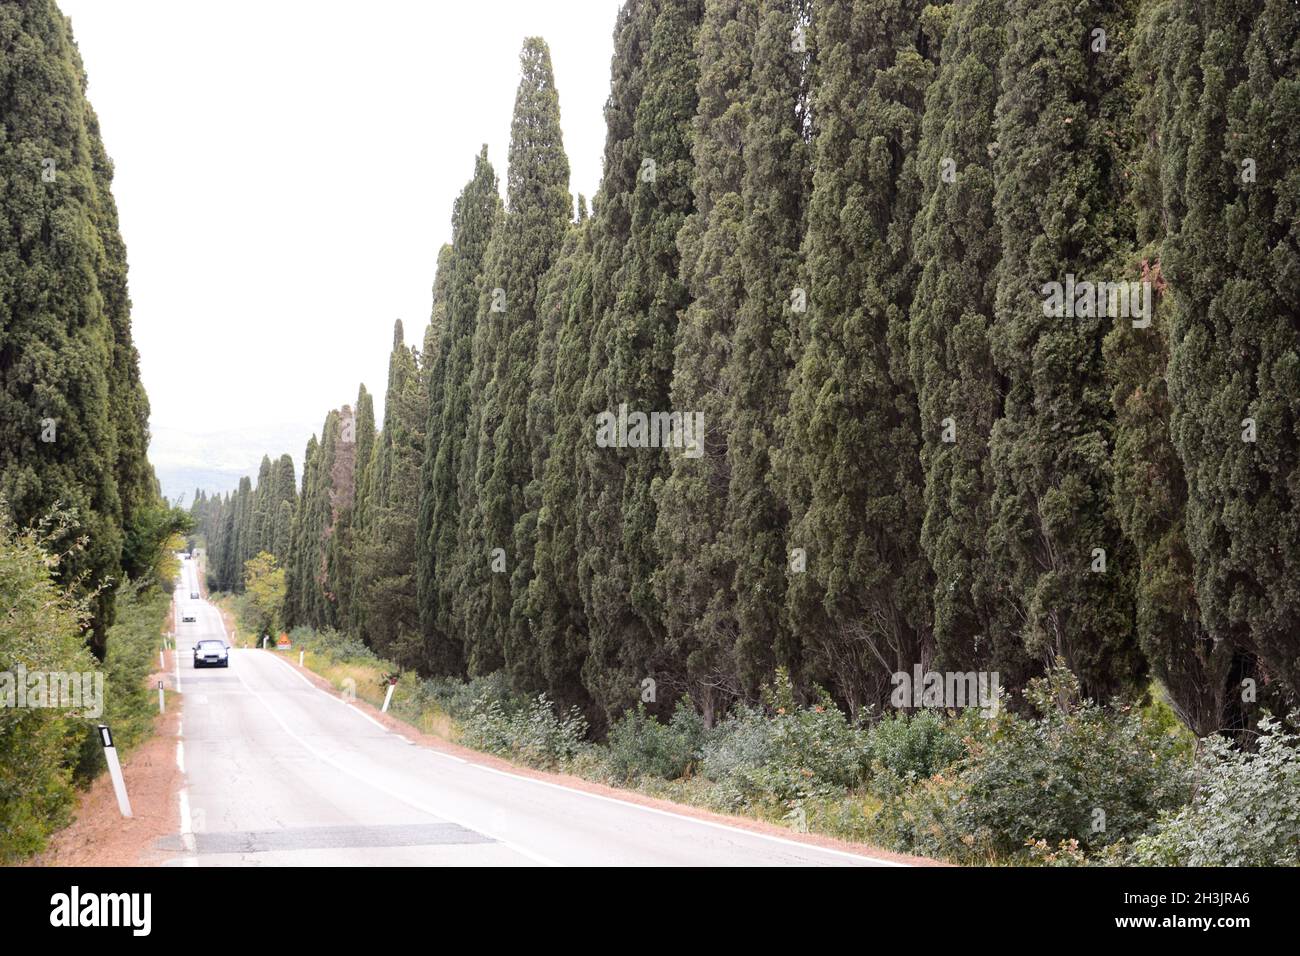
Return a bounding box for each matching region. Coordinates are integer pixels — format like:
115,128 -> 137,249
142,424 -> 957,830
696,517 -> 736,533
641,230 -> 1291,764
460,693 -> 588,769
1129,714 -> 1300,866
947,667 -> 1191,860
73,583 -> 170,781
605,699 -> 706,783
701,672 -> 869,808
0,516 -> 95,861
866,709 -> 969,782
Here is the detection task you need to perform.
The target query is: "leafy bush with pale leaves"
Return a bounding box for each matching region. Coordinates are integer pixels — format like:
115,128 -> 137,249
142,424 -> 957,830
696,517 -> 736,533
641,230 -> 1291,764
605,699 -> 705,782
945,667 -> 1191,859
1129,714 -> 1300,866
701,671 -> 870,807
460,693 -> 588,769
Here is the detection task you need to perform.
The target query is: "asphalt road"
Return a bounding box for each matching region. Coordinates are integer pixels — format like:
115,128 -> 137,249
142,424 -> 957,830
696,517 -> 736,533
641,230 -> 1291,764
162,555 -> 901,866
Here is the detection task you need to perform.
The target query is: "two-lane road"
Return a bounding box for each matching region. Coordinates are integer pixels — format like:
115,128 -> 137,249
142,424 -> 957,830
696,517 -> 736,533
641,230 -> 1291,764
163,557 -> 900,866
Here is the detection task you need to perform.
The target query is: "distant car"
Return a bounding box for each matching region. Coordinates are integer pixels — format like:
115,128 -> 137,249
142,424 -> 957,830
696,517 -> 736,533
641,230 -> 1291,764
193,639 -> 229,669
181,613 -> 197,623
190,592 -> 199,599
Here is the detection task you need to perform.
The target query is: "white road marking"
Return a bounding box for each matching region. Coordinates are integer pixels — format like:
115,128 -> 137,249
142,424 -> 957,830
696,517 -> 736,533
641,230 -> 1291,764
232,663 -> 556,866
263,640 -> 901,866
264,652 -> 467,762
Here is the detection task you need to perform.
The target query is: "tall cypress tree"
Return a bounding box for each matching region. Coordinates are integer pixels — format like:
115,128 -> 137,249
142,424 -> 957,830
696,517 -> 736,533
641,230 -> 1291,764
777,0 -> 934,716
415,245 -> 453,659
728,0 -> 809,693
1163,0 -> 1300,705
525,204 -> 593,710
653,0 -> 766,720
987,0 -> 1144,701
579,0 -> 703,724
907,0 -> 1029,681
0,0 -> 145,646
269,453 -> 297,564
417,150 -> 501,675
356,321 -> 427,666
462,38 -> 572,686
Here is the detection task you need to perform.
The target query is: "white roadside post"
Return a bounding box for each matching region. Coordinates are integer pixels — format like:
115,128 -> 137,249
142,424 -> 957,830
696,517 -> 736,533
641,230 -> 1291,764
97,725 -> 132,818
382,680 -> 396,714
299,650 -> 304,666
158,679 -> 165,714
262,635 -> 269,650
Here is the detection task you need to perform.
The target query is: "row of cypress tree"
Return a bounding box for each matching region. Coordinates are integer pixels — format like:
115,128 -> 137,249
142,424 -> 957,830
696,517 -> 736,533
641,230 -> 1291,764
1,0 -> 184,653
194,0 -> 1298,735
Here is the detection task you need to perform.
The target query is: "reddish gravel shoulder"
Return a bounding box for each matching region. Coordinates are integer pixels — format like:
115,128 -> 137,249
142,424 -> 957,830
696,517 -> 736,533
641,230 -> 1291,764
24,653 -> 183,867
272,649 -> 943,866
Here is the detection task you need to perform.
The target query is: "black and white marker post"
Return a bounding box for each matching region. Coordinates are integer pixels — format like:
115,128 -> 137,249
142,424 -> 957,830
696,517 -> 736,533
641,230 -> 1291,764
97,724 -> 133,818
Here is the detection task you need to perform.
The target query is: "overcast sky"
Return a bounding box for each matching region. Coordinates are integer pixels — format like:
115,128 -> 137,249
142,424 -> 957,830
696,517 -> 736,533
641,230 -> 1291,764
60,0 -> 623,500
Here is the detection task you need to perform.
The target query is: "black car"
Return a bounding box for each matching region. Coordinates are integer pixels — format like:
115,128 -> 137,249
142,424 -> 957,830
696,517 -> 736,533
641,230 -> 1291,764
193,639 -> 229,668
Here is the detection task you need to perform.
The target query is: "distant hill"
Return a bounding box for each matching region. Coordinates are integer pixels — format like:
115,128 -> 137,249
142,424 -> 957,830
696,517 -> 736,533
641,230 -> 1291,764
150,422 -> 315,503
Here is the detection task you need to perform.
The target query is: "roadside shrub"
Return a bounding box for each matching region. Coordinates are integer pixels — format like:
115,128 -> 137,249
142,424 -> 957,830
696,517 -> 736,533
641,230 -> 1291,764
866,709 -> 969,782
422,672 -> 511,723
701,671 -> 869,808
1129,714 -> 1300,866
460,693 -> 588,769
605,699 -> 705,782
0,516 -> 94,862
948,667 -> 1191,859
293,626 -> 376,664
73,583 -> 171,781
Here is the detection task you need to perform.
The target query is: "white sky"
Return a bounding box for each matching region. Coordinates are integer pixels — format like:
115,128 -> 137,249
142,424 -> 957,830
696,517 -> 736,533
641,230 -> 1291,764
60,0 -> 623,498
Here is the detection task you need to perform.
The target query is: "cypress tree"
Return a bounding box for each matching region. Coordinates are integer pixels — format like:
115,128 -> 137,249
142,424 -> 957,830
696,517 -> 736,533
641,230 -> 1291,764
463,38 -> 572,685
1162,0 -> 1300,705
653,0 -> 771,720
0,0 -> 136,646
728,0 -> 809,693
777,0 -> 934,715
415,245 -> 453,660
578,0 -> 703,724
356,321 -> 427,666
418,150 -> 501,674
907,0 -> 1028,680
525,204 -> 593,710
986,0 -> 1145,701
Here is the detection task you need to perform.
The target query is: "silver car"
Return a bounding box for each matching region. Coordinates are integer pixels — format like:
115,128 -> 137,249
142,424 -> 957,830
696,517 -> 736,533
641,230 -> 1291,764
193,639 -> 229,668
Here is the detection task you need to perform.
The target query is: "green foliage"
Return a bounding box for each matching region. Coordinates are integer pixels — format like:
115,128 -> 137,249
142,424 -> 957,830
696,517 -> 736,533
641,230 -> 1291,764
946,668 -> 1191,860
0,1 -> 159,646
418,150 -> 501,677
1161,0 -> 1300,703
460,693 -> 589,769
865,709 -> 968,783
776,0 -> 934,716
241,551 -> 285,639
1130,715 -> 1300,866
73,582 -> 170,779
701,671 -> 870,807
0,514 -> 94,861
606,699 -> 706,783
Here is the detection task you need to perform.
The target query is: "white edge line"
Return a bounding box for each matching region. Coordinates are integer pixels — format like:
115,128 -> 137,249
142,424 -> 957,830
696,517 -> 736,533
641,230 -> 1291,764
266,647 -> 904,867
232,664 -> 555,866
178,788 -> 196,861
468,762 -> 906,867
264,652 -> 466,761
